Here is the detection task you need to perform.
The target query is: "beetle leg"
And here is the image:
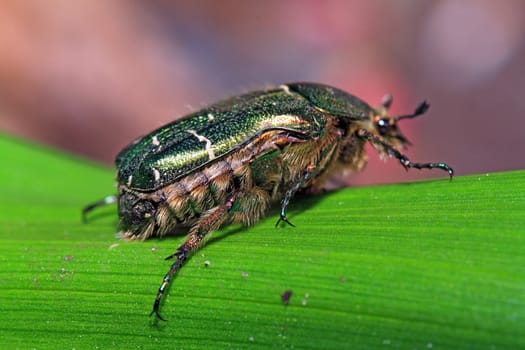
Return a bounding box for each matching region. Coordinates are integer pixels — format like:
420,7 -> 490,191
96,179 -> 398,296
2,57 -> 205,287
275,166 -> 316,228
275,140 -> 341,228
357,129 -> 454,178
150,195 -> 238,321
81,195 -> 118,223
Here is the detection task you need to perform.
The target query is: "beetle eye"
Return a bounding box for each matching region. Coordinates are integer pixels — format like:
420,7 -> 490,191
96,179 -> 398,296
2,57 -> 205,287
377,118 -> 389,136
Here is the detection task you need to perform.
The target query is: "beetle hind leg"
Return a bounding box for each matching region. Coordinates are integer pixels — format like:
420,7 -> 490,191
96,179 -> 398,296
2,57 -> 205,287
151,195 -> 238,321
82,195 -> 117,223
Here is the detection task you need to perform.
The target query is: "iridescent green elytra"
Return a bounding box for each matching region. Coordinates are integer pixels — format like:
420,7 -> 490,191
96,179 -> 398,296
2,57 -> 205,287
84,82 -> 453,320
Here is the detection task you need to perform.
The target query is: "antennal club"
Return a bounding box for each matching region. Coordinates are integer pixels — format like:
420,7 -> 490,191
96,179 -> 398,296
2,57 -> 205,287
396,101 -> 429,121
381,94 -> 393,109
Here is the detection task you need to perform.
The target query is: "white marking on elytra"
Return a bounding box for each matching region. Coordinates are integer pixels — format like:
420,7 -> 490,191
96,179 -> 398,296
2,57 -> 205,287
207,113 -> 215,121
187,129 -> 216,160
279,84 -> 292,95
152,135 -> 160,146
127,175 -> 133,187
153,168 -> 161,182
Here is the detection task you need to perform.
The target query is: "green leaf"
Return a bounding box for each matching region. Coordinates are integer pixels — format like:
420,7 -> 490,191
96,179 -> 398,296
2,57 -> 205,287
1,134 -> 524,349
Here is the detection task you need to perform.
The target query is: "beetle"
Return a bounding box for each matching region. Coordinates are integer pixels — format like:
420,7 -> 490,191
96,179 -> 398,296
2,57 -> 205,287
83,82 -> 453,320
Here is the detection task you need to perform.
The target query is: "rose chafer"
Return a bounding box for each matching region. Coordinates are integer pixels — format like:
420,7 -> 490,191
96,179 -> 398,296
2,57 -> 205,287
84,82 -> 453,320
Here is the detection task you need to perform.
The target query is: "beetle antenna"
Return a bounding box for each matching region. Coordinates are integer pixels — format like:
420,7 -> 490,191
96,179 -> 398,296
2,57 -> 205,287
82,195 -> 118,223
396,101 -> 429,121
381,94 -> 393,109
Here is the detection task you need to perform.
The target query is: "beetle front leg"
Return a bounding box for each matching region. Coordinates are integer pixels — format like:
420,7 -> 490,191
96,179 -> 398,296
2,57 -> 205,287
150,195 -> 237,321
357,129 -> 454,178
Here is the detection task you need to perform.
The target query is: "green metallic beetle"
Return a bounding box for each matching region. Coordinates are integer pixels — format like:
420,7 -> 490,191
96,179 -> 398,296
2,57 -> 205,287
83,82 -> 453,320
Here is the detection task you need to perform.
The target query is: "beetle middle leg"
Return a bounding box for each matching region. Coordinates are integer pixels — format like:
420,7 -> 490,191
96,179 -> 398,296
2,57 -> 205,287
357,129 -> 454,178
150,195 -> 238,321
275,169 -> 311,227
275,141 -> 341,228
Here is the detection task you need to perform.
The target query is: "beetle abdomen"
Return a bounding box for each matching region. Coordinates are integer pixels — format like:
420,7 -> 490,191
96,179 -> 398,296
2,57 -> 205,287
118,121 -> 343,241
118,131 -> 289,239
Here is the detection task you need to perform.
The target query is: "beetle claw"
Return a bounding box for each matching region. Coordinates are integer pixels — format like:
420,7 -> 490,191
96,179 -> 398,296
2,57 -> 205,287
275,216 -> 295,228
150,309 -> 167,322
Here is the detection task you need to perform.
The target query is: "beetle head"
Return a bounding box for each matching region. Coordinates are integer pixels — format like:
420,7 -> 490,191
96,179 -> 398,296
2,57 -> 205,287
373,94 -> 430,149
118,189 -> 158,238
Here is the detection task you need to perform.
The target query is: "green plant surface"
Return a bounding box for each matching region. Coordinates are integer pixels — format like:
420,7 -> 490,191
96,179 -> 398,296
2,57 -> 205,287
0,134 -> 524,350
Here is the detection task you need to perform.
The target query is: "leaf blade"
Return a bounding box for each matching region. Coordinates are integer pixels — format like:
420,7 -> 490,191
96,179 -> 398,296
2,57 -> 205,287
0,135 -> 524,349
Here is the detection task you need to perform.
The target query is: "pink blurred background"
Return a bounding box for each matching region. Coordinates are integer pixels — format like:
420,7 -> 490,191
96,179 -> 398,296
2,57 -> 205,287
1,0 -> 524,186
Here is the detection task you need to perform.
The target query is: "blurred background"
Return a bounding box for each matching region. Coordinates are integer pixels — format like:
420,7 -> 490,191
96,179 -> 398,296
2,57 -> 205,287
1,0 -> 524,186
